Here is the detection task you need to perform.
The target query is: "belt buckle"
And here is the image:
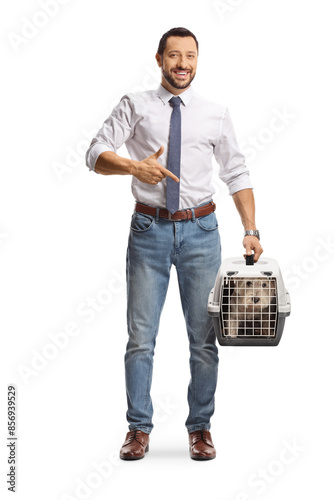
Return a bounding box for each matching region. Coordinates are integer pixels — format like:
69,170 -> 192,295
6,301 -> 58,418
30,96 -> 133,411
167,211 -> 182,222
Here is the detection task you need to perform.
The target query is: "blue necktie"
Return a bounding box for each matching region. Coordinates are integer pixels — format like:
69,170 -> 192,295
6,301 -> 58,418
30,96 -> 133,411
166,96 -> 181,214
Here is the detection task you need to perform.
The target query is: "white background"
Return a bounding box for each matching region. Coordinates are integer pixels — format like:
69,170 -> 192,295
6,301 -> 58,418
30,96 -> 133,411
1,0 -> 333,499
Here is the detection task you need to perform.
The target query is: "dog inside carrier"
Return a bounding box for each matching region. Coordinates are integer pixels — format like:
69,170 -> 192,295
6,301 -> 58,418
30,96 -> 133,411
208,254 -> 291,346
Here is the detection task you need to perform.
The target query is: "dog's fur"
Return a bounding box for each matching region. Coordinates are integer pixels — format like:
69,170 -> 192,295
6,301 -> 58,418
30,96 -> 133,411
223,278 -> 276,337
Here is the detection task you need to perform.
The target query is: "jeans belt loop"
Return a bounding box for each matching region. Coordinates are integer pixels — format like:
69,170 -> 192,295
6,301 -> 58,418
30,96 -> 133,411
191,208 -> 196,222
155,207 -> 160,223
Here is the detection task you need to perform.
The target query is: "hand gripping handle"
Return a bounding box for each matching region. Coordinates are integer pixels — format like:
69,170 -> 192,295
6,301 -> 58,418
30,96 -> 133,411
245,254 -> 254,266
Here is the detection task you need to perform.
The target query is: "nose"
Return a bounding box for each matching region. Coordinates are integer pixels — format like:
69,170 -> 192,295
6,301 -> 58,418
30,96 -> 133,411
177,55 -> 186,67
253,297 -> 260,304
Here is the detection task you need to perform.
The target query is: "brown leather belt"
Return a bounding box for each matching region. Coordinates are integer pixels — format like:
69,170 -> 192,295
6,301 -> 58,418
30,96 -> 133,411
135,201 -> 216,221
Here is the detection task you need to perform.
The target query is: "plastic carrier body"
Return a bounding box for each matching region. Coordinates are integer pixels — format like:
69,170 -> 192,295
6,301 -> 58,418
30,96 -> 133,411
208,256 -> 291,346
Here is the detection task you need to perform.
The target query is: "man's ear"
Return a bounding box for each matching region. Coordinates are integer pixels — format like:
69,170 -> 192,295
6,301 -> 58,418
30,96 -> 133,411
155,53 -> 162,68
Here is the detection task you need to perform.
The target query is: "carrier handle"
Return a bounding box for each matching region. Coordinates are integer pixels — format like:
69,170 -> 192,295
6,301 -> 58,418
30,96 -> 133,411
245,253 -> 254,266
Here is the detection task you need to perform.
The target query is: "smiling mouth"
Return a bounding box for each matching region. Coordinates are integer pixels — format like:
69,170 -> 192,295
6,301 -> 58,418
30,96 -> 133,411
172,70 -> 190,78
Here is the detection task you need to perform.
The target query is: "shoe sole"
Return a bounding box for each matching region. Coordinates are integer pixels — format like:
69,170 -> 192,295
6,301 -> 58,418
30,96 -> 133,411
120,445 -> 149,461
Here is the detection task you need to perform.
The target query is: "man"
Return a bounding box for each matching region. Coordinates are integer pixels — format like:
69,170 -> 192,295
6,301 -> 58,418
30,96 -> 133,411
85,27 -> 263,461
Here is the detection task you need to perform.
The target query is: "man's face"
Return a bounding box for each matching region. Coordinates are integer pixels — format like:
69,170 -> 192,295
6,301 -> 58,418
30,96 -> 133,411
156,36 -> 198,92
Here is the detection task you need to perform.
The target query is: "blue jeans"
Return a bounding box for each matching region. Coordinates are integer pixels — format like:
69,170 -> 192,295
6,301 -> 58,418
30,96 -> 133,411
124,201 -> 221,434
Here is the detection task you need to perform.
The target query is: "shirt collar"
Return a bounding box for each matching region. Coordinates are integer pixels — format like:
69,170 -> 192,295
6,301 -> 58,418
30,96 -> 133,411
157,84 -> 194,106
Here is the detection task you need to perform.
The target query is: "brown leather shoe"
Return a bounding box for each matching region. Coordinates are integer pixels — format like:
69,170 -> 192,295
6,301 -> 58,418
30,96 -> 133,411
189,430 -> 216,460
119,430 -> 150,460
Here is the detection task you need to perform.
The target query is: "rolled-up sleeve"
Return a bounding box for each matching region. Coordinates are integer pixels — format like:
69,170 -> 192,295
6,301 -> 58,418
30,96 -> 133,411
85,95 -> 135,173
213,107 -> 253,195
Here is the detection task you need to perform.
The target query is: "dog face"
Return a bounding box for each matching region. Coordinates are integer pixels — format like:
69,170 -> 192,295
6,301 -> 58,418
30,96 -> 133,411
232,278 -> 274,313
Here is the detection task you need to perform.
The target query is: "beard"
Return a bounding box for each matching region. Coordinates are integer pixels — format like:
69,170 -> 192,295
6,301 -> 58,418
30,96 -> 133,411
162,66 -> 196,90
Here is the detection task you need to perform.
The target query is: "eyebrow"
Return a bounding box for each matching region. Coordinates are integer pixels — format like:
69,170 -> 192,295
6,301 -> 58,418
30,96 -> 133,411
167,50 -> 197,54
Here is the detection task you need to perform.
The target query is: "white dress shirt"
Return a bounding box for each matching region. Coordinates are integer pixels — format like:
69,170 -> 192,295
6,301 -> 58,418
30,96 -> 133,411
85,84 -> 253,209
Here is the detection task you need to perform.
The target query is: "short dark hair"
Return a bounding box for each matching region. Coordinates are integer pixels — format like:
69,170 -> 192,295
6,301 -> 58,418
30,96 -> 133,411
157,27 -> 199,57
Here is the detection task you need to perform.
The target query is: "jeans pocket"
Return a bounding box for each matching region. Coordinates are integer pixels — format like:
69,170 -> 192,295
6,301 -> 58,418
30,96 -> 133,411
196,212 -> 219,232
130,212 -> 155,232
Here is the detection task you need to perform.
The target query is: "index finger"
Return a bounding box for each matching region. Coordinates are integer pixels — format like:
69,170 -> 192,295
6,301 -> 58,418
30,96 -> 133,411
159,166 -> 179,183
243,242 -> 253,256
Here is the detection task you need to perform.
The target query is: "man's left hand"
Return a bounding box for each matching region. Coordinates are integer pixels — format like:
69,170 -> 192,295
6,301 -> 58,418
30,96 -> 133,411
243,236 -> 263,263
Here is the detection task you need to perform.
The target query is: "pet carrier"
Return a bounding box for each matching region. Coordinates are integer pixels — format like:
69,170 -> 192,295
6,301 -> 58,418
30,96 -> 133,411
208,255 -> 291,346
